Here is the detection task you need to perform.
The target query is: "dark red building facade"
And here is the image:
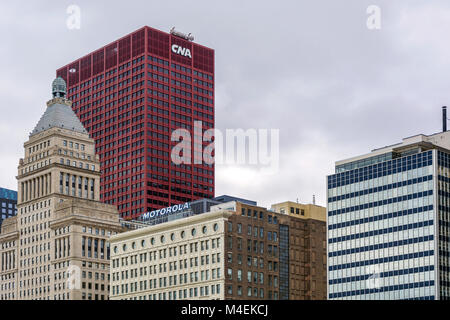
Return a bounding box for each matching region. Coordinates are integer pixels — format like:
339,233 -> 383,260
56,26 -> 215,219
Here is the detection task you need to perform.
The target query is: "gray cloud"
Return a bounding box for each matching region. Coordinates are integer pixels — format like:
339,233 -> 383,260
1,0 -> 449,209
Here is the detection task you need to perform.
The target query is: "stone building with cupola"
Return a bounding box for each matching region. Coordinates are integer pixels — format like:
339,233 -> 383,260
0,78 -> 123,300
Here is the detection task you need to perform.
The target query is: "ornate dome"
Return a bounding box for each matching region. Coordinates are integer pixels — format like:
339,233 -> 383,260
52,76 -> 67,98
30,78 -> 87,137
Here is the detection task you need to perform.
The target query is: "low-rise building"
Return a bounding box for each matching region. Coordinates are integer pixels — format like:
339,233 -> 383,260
109,198 -> 327,300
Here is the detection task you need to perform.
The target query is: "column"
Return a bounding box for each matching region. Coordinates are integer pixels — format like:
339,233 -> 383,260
20,182 -> 24,203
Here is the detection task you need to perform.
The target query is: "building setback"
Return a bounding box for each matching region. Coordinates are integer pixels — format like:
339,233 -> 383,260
109,199 -> 326,300
327,130 -> 450,300
0,188 -> 17,228
56,26 -> 215,220
0,78 -> 123,300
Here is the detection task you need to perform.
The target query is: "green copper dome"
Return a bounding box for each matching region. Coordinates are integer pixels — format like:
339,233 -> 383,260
52,76 -> 67,98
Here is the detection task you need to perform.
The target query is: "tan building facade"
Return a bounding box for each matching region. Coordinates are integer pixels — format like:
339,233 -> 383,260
271,201 -> 327,300
110,210 -> 230,300
110,199 -> 327,300
0,78 -> 122,300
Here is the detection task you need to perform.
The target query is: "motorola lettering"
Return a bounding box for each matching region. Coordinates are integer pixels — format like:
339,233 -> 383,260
141,202 -> 191,220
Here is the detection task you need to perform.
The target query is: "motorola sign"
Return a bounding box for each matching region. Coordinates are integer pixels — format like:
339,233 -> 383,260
141,202 -> 191,221
171,44 -> 192,58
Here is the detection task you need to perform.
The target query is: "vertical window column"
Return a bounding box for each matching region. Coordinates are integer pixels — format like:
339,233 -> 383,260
63,238 -> 66,257
65,174 -> 70,195
88,237 -> 92,258
90,179 -> 95,199
84,178 -> 89,198
72,175 -> 76,196
100,239 -> 105,259
94,238 -> 98,259
82,236 -> 86,257
78,176 -> 82,197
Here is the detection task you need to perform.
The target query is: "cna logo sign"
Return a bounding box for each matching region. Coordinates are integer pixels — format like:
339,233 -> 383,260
171,44 -> 192,58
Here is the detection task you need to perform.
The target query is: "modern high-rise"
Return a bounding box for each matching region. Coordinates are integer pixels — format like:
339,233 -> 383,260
327,129 -> 450,300
56,26 -> 215,220
0,188 -> 17,227
109,198 -> 327,300
0,78 -> 123,300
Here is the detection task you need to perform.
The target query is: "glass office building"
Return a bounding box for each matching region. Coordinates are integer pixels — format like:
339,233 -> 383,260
327,132 -> 450,300
0,188 -> 17,228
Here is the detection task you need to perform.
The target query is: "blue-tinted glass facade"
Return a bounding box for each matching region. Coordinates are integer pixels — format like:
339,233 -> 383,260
327,150 -> 437,300
437,151 -> 450,299
0,187 -> 18,227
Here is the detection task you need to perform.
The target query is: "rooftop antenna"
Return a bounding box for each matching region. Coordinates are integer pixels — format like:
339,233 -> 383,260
443,106 -> 447,132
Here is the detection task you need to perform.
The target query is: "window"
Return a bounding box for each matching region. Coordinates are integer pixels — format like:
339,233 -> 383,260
227,268 -> 233,280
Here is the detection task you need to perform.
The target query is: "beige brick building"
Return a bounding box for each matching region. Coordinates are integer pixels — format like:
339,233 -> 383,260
0,77 -> 122,300
109,199 -> 327,300
110,209 -> 230,300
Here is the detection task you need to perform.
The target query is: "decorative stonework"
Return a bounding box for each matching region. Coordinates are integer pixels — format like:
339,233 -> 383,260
46,97 -> 72,107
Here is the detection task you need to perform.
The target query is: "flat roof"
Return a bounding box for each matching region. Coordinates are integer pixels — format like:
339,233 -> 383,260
0,188 -> 17,201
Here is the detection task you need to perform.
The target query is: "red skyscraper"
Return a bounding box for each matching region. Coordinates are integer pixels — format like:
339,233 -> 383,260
57,26 -> 215,219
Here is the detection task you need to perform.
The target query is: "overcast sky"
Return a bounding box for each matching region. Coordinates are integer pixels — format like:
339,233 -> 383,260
1,0 -> 450,208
